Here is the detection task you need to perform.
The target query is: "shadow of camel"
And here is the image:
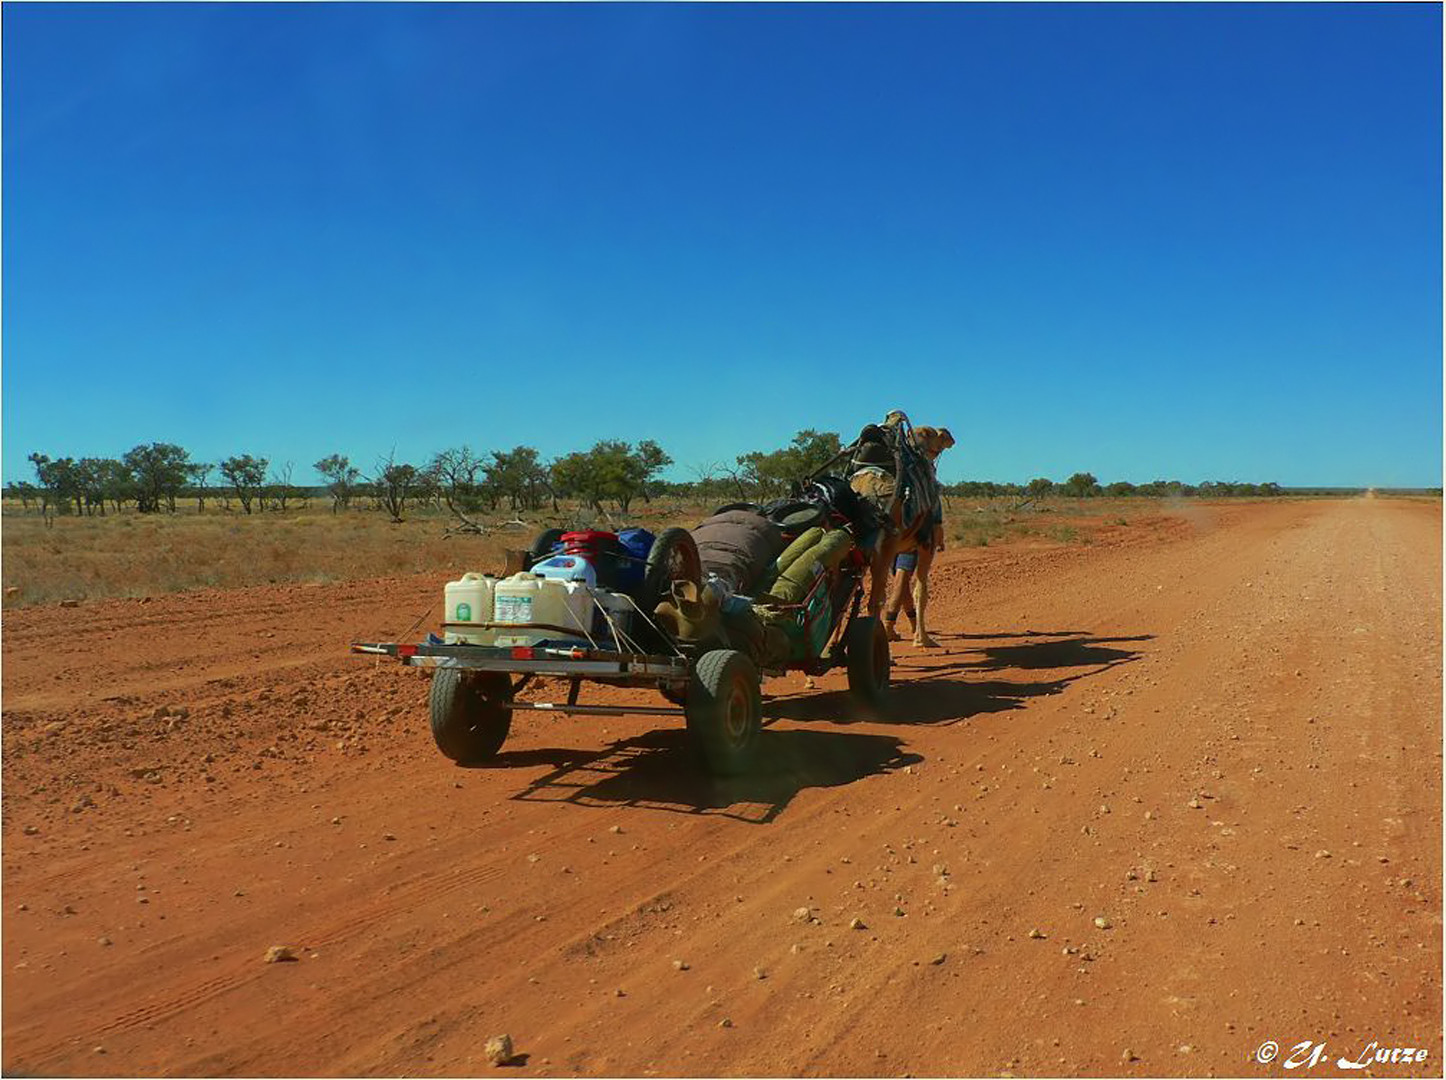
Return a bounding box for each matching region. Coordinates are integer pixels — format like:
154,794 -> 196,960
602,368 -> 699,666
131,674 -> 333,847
504,726 -> 921,824
974,634 -> 1153,671
766,632 -> 1154,727
929,629 -> 1093,641
899,634 -> 1154,676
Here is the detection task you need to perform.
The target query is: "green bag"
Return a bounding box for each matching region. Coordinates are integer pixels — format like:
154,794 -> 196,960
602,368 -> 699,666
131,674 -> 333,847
774,527 -> 825,576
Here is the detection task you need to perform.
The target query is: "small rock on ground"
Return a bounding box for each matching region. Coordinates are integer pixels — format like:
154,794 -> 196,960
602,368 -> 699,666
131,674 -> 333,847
485,1034 -> 516,1066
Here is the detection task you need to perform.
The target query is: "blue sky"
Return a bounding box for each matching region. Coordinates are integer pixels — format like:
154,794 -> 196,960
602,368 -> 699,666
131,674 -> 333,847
4,3 -> 1441,487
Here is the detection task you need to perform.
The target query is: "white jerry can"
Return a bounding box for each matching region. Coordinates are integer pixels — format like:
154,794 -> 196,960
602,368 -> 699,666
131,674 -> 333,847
443,572 -> 498,645
492,573 -> 546,646
533,578 -> 595,638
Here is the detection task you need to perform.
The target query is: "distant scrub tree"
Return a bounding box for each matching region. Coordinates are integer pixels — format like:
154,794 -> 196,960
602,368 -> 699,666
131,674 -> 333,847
123,442 -> 192,513
427,446 -> 487,530
551,439 -> 671,514
220,454 -> 268,514
947,480 -> 1023,498
484,446 -> 554,513
187,461 -> 213,512
28,453 -> 82,520
315,454 -> 361,513
1026,477 -> 1054,498
736,430 -> 841,499
686,462 -> 749,503
1062,472 -> 1100,498
6,480 -> 39,512
76,458 -> 112,516
266,461 -> 301,512
373,452 -> 419,523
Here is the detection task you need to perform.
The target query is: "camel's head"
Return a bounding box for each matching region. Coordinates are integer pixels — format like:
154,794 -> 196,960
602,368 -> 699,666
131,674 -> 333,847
914,426 -> 956,461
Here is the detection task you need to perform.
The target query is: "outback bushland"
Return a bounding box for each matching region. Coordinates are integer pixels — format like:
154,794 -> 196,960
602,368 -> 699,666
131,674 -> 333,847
5,430 -> 1299,606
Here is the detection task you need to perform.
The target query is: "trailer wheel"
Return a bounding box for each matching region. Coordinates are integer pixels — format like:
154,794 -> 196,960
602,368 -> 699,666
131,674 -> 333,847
429,669 -> 513,763
639,528 -> 701,628
685,649 -> 761,776
845,616 -> 891,705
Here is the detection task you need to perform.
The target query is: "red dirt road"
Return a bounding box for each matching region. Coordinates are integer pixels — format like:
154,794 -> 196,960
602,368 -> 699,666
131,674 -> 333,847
3,498 -> 1440,1077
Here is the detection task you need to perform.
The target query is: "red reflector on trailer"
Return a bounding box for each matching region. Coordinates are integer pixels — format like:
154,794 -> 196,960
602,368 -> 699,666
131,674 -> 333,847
397,644 -> 418,658
511,646 -> 535,660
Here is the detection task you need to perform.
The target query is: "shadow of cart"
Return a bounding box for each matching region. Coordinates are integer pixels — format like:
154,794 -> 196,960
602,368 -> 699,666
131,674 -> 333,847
506,726 -> 920,824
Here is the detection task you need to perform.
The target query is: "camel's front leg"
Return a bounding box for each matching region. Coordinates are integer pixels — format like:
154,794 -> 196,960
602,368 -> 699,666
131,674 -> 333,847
912,546 -> 939,648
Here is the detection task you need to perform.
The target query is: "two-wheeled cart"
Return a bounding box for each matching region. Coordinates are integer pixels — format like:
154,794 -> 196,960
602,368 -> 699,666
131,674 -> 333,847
352,517 -> 890,775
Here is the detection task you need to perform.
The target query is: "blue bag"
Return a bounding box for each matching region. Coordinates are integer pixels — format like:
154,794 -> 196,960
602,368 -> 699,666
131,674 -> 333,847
615,528 -> 656,591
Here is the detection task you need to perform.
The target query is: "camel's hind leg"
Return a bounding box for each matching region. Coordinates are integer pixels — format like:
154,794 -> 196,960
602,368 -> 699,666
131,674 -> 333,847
885,563 -> 915,641
867,539 -> 896,619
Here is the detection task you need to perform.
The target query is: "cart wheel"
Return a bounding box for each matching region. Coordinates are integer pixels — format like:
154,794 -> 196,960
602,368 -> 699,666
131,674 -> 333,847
685,649 -> 761,776
429,669 -> 513,763
524,528 -> 565,569
845,616 -> 891,705
639,527 -> 701,621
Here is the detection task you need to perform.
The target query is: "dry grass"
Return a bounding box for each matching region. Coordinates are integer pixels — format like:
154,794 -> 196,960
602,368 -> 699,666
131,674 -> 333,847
0,500 -> 712,607
3,494 -> 1270,607
940,495 -> 1201,547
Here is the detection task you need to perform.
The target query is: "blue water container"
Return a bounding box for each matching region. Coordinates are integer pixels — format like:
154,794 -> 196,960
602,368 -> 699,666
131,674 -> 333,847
530,554 -> 599,588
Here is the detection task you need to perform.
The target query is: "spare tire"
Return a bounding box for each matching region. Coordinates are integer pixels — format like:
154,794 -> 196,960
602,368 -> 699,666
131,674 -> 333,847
525,528 -> 565,569
638,528 -> 702,631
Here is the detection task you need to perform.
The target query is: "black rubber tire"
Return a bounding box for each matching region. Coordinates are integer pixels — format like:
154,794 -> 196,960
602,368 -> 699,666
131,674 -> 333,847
685,649 -> 762,776
525,528 -> 566,569
429,669 -> 513,763
712,502 -> 760,515
845,616 -> 891,705
638,527 -> 702,618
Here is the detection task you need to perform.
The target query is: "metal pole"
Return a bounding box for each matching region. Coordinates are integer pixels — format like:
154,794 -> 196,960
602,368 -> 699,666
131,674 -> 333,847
500,701 -> 688,718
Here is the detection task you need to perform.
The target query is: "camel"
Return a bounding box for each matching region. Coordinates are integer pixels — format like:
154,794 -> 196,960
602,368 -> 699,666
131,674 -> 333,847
848,418 -> 955,648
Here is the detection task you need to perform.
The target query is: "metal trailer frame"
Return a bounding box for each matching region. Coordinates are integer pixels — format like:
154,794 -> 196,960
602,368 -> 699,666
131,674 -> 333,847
350,639 -> 694,718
